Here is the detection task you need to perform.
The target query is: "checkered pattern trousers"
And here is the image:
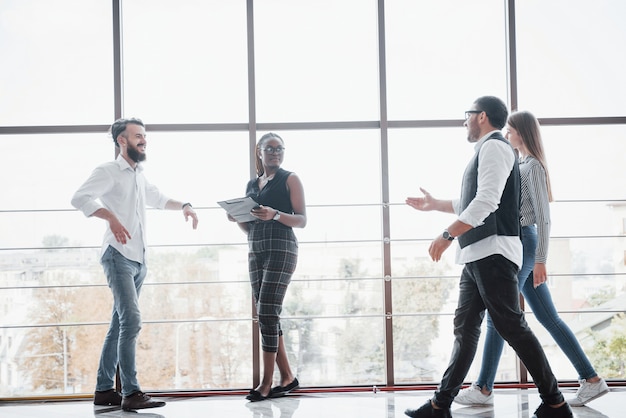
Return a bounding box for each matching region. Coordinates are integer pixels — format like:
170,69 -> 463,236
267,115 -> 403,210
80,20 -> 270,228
248,222 -> 298,352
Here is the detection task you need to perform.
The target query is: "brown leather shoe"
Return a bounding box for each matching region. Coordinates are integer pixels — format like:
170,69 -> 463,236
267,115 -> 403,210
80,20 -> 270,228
121,391 -> 166,411
93,389 -> 122,406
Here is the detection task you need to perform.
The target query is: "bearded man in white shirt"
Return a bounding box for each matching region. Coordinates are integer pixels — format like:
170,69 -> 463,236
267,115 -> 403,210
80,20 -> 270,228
71,117 -> 198,412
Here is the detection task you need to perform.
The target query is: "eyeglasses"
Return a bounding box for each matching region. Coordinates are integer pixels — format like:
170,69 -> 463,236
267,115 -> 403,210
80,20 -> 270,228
464,110 -> 483,120
261,146 -> 285,154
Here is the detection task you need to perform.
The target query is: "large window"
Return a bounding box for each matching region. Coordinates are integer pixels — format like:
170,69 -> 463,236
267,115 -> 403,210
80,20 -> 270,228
1,0 -> 625,398
0,0 -> 114,126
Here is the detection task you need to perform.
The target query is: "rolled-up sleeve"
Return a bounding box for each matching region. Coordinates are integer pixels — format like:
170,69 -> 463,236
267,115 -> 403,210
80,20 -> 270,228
71,166 -> 111,217
144,178 -> 170,209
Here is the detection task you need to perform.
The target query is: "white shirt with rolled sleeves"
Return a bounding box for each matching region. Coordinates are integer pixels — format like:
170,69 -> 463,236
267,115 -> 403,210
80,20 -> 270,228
71,154 -> 170,264
451,130 -> 523,269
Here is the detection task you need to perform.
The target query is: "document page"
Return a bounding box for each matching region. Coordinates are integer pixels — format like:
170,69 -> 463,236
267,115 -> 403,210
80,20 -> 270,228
217,197 -> 259,222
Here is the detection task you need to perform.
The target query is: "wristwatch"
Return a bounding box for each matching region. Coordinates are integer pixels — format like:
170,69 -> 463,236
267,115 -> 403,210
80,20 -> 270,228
273,210 -> 281,221
442,230 -> 454,241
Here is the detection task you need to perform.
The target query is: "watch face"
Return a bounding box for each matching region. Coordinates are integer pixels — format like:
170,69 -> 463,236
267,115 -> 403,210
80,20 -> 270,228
443,231 -> 453,241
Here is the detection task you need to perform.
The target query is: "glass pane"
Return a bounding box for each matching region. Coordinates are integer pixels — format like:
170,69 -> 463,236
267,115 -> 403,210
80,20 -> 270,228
524,271 -> 626,381
288,277 -> 382,318
388,127 -> 472,205
516,1 -> 626,117
390,205 -> 464,245
296,242 -> 383,280
0,0 -> 113,125
298,206 -> 382,243
1,212 -> 103,250
165,321 -> 253,390
551,203 -> 623,237
385,0 -> 507,120
254,0 -> 380,122
280,317 -> 386,386
0,209 -> 230,250
141,131 -> 250,208
9,321 -> 253,395
269,130 -> 382,205
547,236 -> 625,280
0,249 -> 252,311
394,314 -> 456,383
1,133 -> 113,211
542,125 -> 626,201
143,247 -> 252,288
122,0 -> 248,123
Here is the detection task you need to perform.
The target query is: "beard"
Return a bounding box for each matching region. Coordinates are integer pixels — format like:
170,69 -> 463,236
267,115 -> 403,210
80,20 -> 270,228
127,143 -> 146,163
466,123 -> 480,143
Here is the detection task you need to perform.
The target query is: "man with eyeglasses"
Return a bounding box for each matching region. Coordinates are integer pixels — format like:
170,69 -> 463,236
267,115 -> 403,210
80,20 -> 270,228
404,96 -> 572,418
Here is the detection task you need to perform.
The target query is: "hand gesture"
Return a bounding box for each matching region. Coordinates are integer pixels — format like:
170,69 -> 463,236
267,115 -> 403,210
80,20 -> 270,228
183,206 -> 199,229
109,217 -> 131,244
250,205 -> 277,221
406,188 -> 436,212
428,235 -> 453,262
533,263 -> 548,288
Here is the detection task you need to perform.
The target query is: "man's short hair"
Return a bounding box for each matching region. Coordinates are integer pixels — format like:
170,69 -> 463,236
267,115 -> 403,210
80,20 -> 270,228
474,96 -> 508,130
110,117 -> 144,147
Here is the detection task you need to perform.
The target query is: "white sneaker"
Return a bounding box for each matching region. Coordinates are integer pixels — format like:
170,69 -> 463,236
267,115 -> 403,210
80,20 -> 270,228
454,383 -> 494,406
567,378 -> 609,406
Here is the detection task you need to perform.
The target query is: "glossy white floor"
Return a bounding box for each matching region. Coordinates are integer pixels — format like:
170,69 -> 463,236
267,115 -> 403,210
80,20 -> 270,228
1,386 -> 622,418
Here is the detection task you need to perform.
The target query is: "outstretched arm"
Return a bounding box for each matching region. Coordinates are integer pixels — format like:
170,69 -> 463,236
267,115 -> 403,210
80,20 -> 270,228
406,188 -> 455,214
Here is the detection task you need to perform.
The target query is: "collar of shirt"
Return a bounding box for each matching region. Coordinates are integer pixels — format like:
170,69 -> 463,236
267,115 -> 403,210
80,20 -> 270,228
114,154 -> 144,173
473,129 -> 502,151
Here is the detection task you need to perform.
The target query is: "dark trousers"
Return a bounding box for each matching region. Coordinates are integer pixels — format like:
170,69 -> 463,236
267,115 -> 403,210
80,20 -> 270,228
433,254 -> 564,408
248,222 -> 298,353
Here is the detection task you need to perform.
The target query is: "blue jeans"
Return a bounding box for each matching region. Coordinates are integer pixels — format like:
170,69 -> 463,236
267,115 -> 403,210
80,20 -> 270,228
476,225 -> 597,391
96,246 -> 146,396
433,253 -> 563,408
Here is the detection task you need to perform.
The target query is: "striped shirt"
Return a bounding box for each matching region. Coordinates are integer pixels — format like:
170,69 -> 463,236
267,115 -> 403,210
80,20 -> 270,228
519,156 -> 551,263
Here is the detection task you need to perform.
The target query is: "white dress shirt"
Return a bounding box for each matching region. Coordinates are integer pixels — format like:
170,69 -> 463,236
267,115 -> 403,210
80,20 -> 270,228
71,155 -> 170,264
452,131 -> 523,268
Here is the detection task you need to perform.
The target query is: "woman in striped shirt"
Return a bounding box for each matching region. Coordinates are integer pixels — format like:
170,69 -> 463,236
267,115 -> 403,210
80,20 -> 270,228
454,110 -> 608,408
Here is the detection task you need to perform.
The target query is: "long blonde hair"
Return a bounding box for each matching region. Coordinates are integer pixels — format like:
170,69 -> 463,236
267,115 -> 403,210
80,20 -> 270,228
507,111 -> 553,202
255,132 -> 284,177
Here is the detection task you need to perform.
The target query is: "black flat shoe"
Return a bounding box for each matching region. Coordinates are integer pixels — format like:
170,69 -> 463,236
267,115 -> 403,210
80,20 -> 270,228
246,389 -> 269,402
270,377 -> 300,398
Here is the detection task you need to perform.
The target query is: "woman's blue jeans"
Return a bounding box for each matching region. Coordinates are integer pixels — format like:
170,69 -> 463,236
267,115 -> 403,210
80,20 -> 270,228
96,246 -> 146,396
476,225 -> 597,391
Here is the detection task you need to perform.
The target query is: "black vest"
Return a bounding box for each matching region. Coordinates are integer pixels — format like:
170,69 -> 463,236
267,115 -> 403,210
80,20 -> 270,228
246,168 -> 294,215
457,133 -> 521,249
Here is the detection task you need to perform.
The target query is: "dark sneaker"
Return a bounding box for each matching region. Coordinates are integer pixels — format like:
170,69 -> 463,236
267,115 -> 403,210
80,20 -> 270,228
532,402 -> 573,418
405,400 -> 452,418
93,389 -> 122,406
121,391 -> 166,411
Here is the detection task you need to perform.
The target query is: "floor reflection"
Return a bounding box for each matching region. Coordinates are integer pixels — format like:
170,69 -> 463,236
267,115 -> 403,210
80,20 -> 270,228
0,387 -> 622,418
